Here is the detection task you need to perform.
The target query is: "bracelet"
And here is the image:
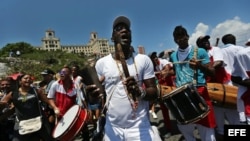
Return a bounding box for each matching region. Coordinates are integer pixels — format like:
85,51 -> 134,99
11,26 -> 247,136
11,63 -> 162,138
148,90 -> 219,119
139,87 -> 146,99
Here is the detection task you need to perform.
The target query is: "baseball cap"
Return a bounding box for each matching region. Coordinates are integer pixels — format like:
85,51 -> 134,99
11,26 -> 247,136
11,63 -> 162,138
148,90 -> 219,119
196,35 -> 210,46
245,38 -> 250,46
41,69 -> 55,75
113,16 -> 131,29
148,52 -> 157,59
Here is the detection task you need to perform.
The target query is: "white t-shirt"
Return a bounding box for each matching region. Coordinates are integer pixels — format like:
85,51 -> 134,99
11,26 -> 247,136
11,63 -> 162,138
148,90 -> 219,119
208,46 -> 223,62
72,75 -> 85,106
232,47 -> 250,97
155,58 -> 172,72
72,75 -> 82,89
221,44 -> 244,74
95,53 -> 155,128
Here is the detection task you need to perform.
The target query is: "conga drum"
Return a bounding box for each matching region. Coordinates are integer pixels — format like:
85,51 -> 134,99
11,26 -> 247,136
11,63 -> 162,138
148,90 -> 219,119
52,105 -> 89,141
207,83 -> 237,108
162,83 -> 210,124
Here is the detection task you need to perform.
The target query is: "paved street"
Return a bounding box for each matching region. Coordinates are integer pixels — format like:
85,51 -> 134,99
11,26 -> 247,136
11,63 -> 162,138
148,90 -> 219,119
150,104 -> 184,141
74,103 -> 203,141
149,103 -> 203,141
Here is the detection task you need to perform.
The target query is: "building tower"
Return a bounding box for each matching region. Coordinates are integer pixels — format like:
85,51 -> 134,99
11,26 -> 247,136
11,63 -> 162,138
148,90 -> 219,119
41,29 -> 61,51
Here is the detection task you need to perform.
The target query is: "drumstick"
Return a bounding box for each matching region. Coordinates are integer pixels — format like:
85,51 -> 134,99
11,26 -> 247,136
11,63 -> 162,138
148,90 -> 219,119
172,59 -> 205,64
55,115 -> 58,125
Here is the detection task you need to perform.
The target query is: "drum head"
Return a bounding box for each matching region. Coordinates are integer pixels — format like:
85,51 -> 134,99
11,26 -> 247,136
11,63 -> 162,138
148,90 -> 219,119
163,83 -> 189,98
53,105 -> 80,138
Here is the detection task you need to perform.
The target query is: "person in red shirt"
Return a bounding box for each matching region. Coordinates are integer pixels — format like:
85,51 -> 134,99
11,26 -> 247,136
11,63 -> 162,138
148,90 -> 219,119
148,51 -> 175,139
47,66 -> 77,119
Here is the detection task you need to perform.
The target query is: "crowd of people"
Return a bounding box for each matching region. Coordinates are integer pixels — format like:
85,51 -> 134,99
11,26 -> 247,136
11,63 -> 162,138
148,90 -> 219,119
0,15 -> 250,141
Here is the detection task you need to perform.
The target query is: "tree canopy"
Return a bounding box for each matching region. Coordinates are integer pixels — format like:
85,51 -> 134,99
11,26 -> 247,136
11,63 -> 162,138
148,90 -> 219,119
0,42 -> 88,81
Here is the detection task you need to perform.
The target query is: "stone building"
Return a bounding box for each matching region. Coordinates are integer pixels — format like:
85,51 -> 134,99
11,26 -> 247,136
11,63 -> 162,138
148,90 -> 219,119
36,29 -> 146,57
37,29 -> 115,57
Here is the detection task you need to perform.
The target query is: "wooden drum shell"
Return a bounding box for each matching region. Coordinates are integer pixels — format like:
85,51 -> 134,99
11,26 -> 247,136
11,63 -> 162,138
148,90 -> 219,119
206,83 -> 237,108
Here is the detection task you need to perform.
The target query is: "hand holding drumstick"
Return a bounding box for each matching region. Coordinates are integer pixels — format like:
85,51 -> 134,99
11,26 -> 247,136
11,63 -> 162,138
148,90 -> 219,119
189,58 -> 202,70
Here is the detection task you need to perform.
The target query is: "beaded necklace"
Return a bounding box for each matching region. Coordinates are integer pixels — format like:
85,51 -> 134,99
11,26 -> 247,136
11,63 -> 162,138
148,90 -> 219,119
19,88 -> 28,102
114,54 -> 140,119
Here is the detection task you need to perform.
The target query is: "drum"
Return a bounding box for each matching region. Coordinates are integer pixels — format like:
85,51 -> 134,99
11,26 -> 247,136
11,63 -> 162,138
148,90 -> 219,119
52,105 -> 88,141
162,83 -> 210,124
207,83 -> 237,108
159,85 -> 176,98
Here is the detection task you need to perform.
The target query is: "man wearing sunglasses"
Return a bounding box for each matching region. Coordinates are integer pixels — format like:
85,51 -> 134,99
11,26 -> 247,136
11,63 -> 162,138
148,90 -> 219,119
47,66 -> 78,119
85,16 -> 161,141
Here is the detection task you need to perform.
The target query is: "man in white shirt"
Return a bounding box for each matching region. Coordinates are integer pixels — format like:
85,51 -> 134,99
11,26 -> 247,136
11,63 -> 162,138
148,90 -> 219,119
220,34 -> 245,124
231,46 -> 250,125
85,16 -> 162,141
197,35 -> 240,140
221,34 -> 245,121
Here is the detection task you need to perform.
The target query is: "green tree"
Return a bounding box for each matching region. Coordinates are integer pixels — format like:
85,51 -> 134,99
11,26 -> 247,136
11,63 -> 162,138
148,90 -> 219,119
0,42 -> 35,57
1,42 -> 88,81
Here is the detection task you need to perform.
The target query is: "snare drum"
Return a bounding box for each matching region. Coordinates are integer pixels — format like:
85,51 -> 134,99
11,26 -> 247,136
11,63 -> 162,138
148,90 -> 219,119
52,105 -> 88,141
162,83 -> 210,124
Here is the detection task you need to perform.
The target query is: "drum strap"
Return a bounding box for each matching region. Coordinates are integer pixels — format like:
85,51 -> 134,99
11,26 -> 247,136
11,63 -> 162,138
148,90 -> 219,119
101,83 -> 118,114
193,47 -> 198,85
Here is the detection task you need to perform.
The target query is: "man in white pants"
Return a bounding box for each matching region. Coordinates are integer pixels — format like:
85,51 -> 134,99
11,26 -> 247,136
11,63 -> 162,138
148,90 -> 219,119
231,45 -> 250,125
85,15 -> 162,141
220,34 -> 245,124
196,35 -> 241,140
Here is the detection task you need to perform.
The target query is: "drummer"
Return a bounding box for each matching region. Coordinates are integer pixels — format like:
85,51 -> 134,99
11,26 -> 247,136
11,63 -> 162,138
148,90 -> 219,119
47,65 -> 87,140
196,35 -> 241,140
169,25 -> 217,141
148,51 -> 174,139
47,65 -> 80,120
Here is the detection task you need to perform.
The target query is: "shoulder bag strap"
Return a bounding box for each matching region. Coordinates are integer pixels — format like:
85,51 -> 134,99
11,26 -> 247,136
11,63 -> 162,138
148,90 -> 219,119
32,87 -> 42,116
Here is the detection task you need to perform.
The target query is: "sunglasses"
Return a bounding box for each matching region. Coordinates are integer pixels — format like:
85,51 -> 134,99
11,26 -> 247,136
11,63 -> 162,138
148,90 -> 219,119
60,70 -> 69,75
113,25 -> 130,32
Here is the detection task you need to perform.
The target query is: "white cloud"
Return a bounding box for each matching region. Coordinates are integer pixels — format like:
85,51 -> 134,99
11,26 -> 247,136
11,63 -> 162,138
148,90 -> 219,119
189,23 -> 209,46
190,17 -> 250,47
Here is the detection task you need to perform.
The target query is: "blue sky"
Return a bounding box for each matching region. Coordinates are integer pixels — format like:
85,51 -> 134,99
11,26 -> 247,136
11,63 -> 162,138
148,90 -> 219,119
1,0 -> 250,54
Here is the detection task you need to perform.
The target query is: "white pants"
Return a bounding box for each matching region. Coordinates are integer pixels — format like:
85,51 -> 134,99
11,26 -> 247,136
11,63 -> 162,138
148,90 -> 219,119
214,106 -> 240,135
237,91 -> 247,122
177,124 -> 216,141
104,124 -> 162,141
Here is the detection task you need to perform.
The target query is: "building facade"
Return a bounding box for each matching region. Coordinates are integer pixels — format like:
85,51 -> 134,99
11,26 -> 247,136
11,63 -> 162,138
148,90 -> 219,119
37,29 -> 146,57
37,29 -> 115,57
